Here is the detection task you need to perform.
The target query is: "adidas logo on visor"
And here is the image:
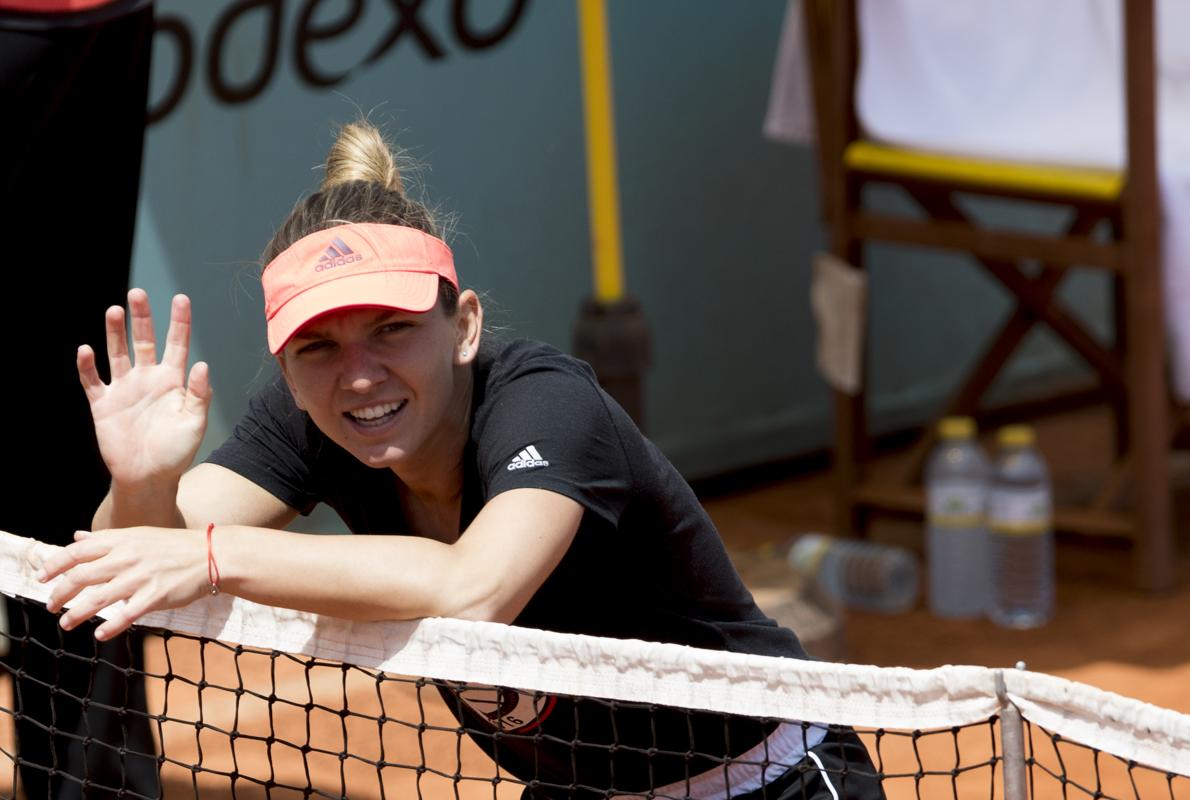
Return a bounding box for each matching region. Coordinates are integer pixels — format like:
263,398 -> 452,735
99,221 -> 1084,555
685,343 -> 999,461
315,237 -> 362,272
507,445 -> 549,471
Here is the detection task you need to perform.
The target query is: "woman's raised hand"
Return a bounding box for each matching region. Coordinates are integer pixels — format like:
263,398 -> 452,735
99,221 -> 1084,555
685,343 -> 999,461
77,289 -> 212,490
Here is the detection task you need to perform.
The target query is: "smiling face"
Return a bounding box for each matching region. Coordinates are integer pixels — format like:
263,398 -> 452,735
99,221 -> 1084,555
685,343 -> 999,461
278,290 -> 482,476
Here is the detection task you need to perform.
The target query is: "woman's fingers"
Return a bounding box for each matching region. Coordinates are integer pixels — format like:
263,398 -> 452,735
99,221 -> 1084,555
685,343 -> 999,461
185,361 -> 212,417
76,345 -> 105,402
38,536 -> 110,593
161,294 -> 192,370
94,586 -> 157,640
93,611 -> 133,641
44,550 -> 116,614
127,288 -> 157,367
105,305 -> 131,378
94,291 -> 197,391
57,577 -> 133,632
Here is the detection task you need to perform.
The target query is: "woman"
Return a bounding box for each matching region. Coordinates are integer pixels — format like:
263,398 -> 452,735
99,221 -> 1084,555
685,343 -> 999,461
38,122 -> 882,799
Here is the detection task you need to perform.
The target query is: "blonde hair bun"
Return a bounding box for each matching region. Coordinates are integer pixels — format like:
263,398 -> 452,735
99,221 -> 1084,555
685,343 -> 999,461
262,119 -> 446,265
322,121 -> 403,193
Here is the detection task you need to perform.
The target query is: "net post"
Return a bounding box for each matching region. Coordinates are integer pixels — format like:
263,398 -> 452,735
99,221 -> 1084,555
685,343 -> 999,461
996,668 -> 1028,800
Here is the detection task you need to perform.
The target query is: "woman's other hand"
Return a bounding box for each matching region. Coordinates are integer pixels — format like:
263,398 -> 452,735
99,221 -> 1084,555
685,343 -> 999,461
39,528 -> 209,640
77,289 -> 212,491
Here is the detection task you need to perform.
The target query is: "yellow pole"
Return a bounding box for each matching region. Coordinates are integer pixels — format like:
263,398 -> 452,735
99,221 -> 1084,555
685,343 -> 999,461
577,0 -> 625,303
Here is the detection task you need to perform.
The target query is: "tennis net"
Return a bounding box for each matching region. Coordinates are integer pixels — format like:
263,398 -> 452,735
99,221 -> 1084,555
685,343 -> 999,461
0,530 -> 1186,799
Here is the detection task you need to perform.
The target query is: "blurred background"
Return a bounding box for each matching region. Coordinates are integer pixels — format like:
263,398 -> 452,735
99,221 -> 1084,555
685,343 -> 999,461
138,0 -> 846,480
135,1 -> 1109,480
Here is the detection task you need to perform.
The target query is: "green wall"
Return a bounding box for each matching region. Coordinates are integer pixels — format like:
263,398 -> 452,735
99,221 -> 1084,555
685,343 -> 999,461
133,0 -> 1106,511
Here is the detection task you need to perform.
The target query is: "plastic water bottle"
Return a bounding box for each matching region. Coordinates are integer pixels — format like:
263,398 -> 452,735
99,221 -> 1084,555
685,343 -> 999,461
987,425 -> 1054,629
788,533 -> 919,614
924,416 -> 991,618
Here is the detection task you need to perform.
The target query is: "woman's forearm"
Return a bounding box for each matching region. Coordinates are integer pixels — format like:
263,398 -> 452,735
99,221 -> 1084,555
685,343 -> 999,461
213,525 -> 471,621
213,489 -> 579,623
94,480 -> 187,530
49,488 -> 580,639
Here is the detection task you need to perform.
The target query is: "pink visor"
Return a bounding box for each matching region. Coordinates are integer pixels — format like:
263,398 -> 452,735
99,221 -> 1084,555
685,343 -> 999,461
262,222 -> 457,354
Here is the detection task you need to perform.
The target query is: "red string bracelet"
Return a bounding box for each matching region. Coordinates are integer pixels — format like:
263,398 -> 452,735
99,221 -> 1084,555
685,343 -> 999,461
206,522 -> 221,596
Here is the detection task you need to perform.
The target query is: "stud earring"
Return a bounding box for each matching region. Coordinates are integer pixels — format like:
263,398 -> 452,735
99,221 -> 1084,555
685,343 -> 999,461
461,349 -> 469,358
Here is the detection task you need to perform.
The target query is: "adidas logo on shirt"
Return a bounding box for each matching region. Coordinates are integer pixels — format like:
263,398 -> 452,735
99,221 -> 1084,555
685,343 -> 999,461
507,445 -> 549,471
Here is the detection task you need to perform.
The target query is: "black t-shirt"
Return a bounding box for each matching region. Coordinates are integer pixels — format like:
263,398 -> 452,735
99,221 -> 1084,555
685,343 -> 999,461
208,339 -> 808,795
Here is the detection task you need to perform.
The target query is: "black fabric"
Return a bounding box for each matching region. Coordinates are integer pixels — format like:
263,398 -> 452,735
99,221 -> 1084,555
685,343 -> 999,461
207,339 -> 850,795
0,0 -> 150,30
210,340 -> 804,657
730,729 -> 885,800
0,3 -> 157,798
514,728 -> 887,800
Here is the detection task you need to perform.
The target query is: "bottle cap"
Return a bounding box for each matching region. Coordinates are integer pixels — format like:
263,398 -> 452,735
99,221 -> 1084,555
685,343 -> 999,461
787,533 -> 832,576
997,424 -> 1036,447
937,416 -> 976,439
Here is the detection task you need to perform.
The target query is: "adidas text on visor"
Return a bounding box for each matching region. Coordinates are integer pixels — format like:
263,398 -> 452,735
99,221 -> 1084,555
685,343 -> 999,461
262,222 -> 458,354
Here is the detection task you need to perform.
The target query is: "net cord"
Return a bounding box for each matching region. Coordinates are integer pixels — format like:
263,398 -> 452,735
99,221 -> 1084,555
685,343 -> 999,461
0,531 -> 1186,778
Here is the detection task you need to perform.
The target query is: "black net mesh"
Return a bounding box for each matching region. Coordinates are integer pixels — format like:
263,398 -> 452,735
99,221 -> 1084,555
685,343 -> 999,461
0,596 -> 1185,799
1023,721 -> 1190,800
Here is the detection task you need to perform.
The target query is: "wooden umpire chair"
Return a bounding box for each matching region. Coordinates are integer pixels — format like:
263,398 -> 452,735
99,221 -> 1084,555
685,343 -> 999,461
804,0 -> 1176,590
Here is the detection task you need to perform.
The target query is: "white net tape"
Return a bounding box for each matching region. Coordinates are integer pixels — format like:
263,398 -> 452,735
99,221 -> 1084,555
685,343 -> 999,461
0,530 -> 1186,779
